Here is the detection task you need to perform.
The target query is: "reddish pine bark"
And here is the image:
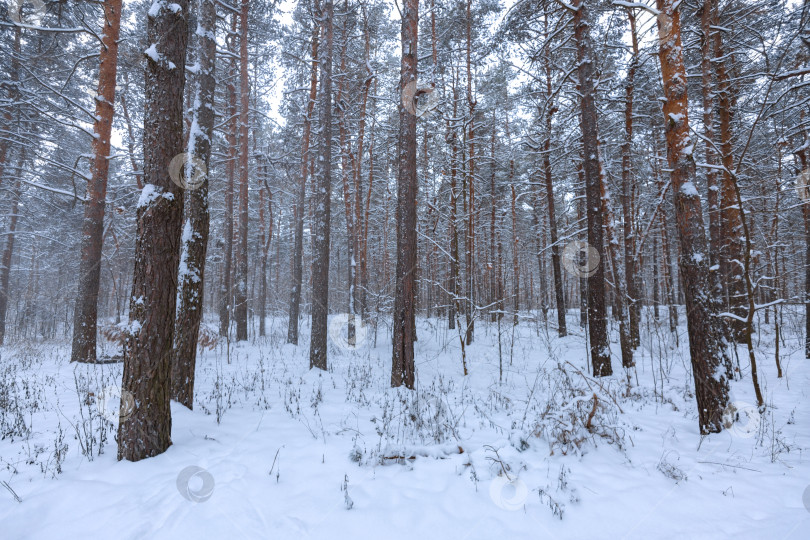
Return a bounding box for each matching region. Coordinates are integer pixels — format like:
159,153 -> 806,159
70,0 -> 123,363
655,0 -> 730,434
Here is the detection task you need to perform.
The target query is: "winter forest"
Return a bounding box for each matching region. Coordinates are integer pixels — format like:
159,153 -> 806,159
0,0 -> 809,537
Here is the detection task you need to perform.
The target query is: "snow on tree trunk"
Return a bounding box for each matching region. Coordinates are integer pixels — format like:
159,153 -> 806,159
655,0 -> 730,434
233,0 -> 250,342
309,0 -> 334,371
219,14 -> 238,338
621,8 -> 640,348
573,0 -> 611,377
118,0 -> 189,461
172,0 -> 216,409
0,154 -> 24,346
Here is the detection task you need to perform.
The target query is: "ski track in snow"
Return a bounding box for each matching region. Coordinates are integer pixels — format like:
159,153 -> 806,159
1,310 -> 809,539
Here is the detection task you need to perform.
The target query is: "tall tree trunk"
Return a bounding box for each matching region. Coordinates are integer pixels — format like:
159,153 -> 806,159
309,0 -> 334,371
576,166 -> 587,329
361,109 -> 375,322
701,0 -> 722,287
392,0 -> 419,389
511,183 -> 520,325
655,0 -> 730,434
0,26 -> 20,191
448,80 -> 460,330
464,0 -> 475,345
337,8 -> 356,345
287,20 -> 319,345
118,0 -> 189,461
543,110 -> 566,336
172,0 -> 216,408
233,0 -> 250,341
621,8 -> 640,347
0,153 -> 24,345
353,10 -> 372,322
652,232 -> 660,320
258,182 -> 272,337
601,167 -> 634,369
533,171 -> 548,323
70,0 -> 123,363
651,127 -> 679,333
798,108 -> 810,357
715,18 -> 746,342
541,11 -> 566,337
573,0 -> 611,376
219,15 -> 238,338
489,121 -> 497,322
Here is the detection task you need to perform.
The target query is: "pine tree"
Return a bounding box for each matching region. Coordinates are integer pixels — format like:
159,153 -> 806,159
118,0 -> 189,461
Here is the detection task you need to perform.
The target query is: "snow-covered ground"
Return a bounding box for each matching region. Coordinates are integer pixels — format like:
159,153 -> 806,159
1,310 -> 808,539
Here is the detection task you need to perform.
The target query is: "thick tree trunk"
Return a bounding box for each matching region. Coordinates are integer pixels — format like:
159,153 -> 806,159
172,0 -> 216,408
392,0 -> 419,389
655,0 -> 730,434
573,0 -> 611,376
309,0 -> 334,371
118,0 -> 189,461
233,0 -> 250,341
70,0 -> 123,363
287,22 -> 319,345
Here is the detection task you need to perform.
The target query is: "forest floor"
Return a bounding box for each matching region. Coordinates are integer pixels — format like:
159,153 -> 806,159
0,309 -> 808,539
